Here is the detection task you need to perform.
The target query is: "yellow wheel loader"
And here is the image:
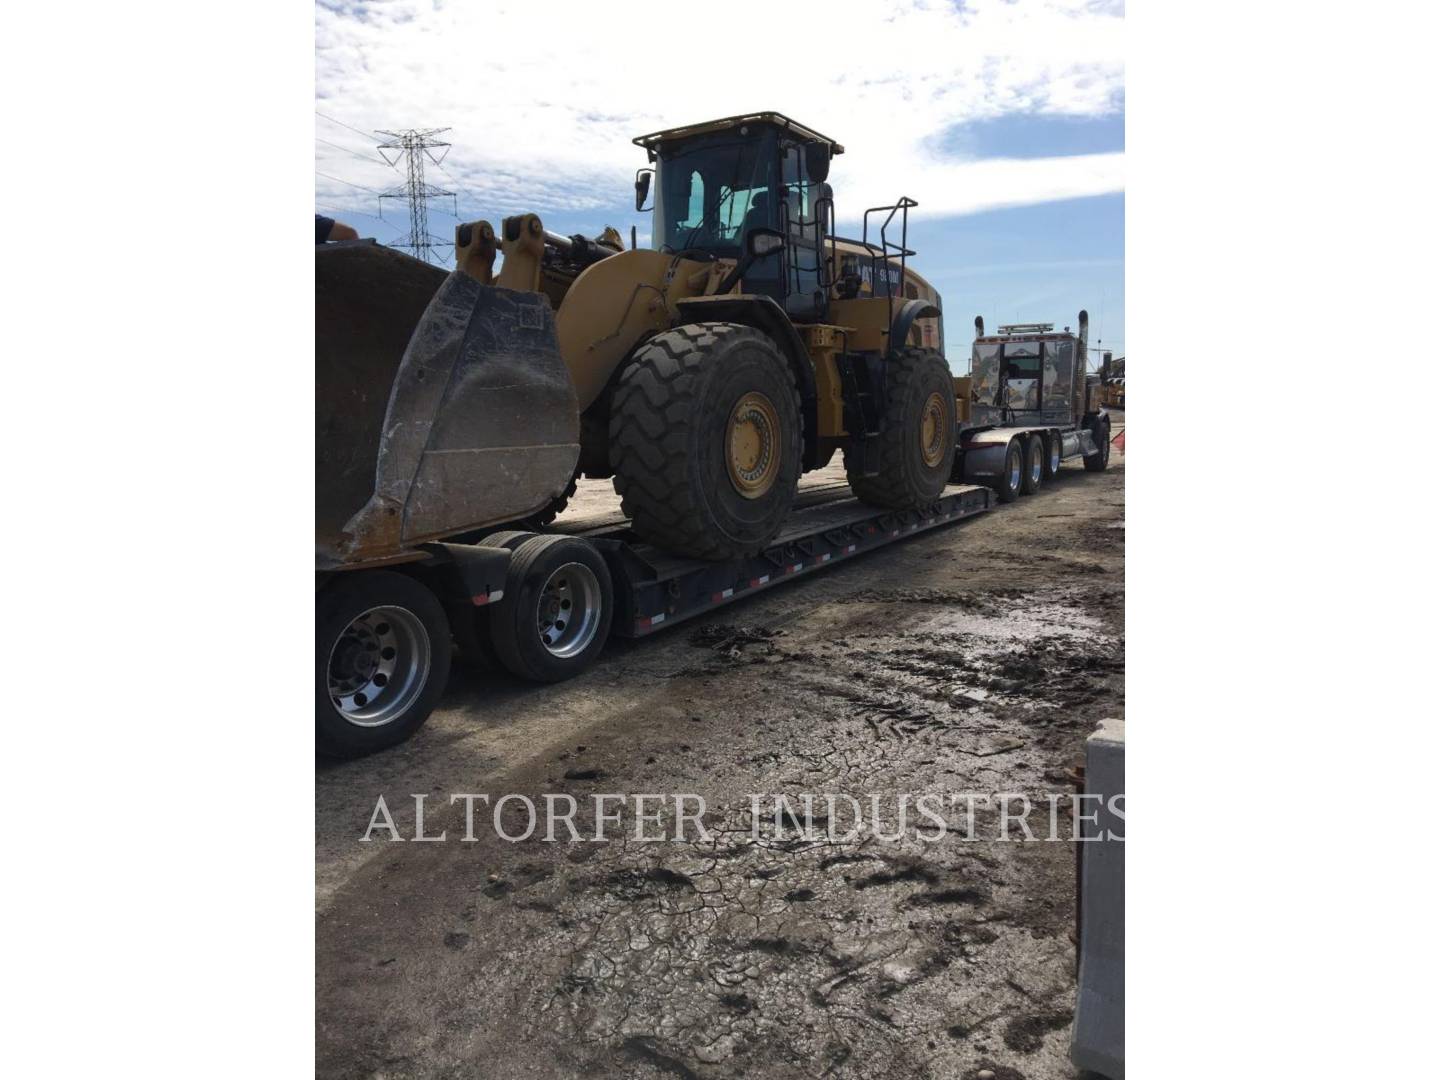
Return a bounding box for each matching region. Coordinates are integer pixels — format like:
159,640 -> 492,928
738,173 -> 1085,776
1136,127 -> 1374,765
317,112 -> 962,569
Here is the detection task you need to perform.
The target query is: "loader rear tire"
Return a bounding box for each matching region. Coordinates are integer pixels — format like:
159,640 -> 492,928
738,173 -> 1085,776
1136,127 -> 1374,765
316,570 -> 450,758
610,323 -> 802,560
847,347 -> 956,509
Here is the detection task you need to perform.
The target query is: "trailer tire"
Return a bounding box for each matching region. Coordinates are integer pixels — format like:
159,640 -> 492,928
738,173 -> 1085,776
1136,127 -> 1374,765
316,570 -> 451,758
453,530 -> 535,672
490,535 -> 613,683
994,438 -> 1024,503
1043,431 -> 1062,479
1021,434 -> 1045,495
1084,418 -> 1111,472
847,347 -> 957,509
478,530 -> 538,551
610,323 -> 802,560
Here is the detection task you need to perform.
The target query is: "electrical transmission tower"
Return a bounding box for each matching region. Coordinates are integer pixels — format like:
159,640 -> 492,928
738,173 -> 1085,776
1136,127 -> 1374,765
376,128 -> 457,266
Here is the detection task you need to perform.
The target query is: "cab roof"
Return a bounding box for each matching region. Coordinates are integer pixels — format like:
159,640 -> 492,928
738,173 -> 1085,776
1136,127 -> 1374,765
632,112 -> 845,155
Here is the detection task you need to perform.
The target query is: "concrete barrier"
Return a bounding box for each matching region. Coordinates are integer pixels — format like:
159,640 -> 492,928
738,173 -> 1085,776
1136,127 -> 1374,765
1071,717 -> 1125,1078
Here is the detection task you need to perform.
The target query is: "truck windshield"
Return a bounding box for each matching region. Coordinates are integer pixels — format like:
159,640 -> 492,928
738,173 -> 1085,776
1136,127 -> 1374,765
654,132 -> 776,255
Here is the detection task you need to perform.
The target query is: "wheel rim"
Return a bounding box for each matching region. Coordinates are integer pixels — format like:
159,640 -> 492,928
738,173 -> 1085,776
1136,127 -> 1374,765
1010,450 -> 1022,489
327,605 -> 430,727
1049,440 -> 1060,473
919,391 -> 947,468
726,391 -> 782,499
1030,445 -> 1043,485
535,562 -> 603,659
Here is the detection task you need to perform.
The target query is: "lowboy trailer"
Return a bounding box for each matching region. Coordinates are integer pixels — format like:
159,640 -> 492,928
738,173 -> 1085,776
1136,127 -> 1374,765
318,478 -> 994,758
316,273 -> 1112,760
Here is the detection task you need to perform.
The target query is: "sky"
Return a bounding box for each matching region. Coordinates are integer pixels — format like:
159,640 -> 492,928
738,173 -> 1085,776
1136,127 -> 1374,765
315,0 -> 1125,362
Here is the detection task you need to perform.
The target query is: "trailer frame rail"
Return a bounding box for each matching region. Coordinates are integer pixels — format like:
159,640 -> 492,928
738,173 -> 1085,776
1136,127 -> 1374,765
568,483 -> 993,637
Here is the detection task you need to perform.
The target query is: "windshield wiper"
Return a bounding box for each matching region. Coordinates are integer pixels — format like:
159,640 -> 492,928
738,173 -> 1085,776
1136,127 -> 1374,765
675,146 -> 762,254
677,186 -> 740,254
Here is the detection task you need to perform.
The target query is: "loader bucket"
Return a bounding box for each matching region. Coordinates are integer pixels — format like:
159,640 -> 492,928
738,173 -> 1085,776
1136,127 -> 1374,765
316,242 -> 580,565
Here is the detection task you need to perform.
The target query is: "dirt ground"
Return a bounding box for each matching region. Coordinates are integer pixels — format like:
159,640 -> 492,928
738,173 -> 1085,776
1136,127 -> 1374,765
316,423 -> 1124,1079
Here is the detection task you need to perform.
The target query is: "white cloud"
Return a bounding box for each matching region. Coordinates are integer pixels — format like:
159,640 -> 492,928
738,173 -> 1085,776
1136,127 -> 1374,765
315,0 -> 1124,223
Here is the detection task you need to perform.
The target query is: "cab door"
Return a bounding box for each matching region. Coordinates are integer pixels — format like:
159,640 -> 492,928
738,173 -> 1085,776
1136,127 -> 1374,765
776,141 -> 827,322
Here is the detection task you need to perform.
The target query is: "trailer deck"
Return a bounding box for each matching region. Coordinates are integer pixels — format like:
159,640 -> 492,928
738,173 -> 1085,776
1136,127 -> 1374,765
553,479 -> 994,638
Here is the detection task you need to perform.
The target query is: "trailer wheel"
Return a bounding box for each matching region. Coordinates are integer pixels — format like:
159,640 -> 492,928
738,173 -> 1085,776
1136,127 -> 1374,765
994,439 -> 1024,503
1084,418 -> 1111,472
1044,432 -> 1062,479
448,531 -> 536,673
1021,434 -> 1045,495
478,530 -> 537,551
490,535 -> 613,682
316,570 -> 451,758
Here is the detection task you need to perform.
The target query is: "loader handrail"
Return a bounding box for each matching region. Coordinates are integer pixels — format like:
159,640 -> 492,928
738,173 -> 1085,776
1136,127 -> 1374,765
861,196 -> 918,303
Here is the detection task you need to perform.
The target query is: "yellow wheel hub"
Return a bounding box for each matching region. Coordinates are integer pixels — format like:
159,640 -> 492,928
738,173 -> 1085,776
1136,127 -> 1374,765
919,391 -> 947,468
726,391 -> 782,499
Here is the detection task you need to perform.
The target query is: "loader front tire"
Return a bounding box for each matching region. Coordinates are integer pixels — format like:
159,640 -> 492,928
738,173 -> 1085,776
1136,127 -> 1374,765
519,470 -> 579,528
847,347 -> 956,509
610,323 -> 802,560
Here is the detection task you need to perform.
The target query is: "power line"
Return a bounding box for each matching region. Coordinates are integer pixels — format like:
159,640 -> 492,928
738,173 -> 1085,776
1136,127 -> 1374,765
316,136 -> 391,168
431,159 -> 482,211
376,127 -> 457,266
316,110 -> 376,141
315,202 -> 389,225
315,171 -> 381,195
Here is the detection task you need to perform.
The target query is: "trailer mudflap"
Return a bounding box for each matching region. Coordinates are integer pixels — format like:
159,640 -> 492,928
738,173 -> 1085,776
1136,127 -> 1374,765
420,542 -> 513,607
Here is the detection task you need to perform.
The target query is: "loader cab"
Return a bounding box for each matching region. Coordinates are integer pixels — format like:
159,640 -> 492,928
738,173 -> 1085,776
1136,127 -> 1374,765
635,113 -> 843,323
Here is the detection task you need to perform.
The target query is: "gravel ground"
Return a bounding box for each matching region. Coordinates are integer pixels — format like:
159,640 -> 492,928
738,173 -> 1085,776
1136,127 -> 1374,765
317,424 -> 1124,1079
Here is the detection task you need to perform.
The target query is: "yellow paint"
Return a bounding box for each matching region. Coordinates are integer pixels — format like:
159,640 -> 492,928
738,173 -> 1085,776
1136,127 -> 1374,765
554,249 -> 714,411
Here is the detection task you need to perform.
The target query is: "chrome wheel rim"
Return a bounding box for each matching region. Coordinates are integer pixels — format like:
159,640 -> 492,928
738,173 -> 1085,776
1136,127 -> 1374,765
1009,451 -> 1022,490
1030,447 -> 1043,485
536,562 -> 603,658
327,605 -> 430,727
1049,440 -> 1060,473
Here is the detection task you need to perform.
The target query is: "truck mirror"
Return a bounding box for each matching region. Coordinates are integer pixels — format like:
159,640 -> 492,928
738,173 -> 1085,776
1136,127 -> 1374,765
634,169 -> 653,212
805,142 -> 831,183
747,228 -> 785,259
